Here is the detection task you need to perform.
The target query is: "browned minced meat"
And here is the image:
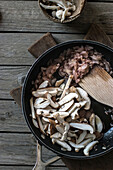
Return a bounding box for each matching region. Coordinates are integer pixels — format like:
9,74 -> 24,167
58,45 -> 113,83
34,45 -> 113,88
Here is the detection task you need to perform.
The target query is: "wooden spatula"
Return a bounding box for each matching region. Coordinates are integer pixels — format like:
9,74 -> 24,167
79,66 -> 113,107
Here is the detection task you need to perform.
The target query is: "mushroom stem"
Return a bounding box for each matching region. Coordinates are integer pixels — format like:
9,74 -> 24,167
40,2 -> 60,10
60,75 -> 73,99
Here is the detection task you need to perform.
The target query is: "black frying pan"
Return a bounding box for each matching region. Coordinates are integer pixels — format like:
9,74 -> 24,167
22,40 -> 113,159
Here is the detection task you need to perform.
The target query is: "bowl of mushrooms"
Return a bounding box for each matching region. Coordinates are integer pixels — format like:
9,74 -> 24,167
38,0 -> 86,23
22,40 -> 113,159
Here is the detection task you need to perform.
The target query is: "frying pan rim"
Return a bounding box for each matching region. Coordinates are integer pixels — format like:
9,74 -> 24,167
22,39 -> 113,159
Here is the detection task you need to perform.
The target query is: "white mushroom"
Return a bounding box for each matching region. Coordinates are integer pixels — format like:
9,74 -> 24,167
52,111 -> 69,118
60,75 -> 73,99
76,87 -> 91,110
34,98 -> 46,108
59,100 -> 74,112
30,97 -> 36,119
40,2 -> 60,10
55,79 -> 64,87
56,9 -> 63,19
61,8 -> 71,22
71,108 -> 80,120
47,93 -> 59,108
32,87 -> 62,97
68,141 -> 84,149
53,139 -> 72,151
37,115 -> 45,134
70,123 -> 94,134
83,141 -> 99,156
50,132 -> 62,139
59,93 -> 78,106
85,133 -> 96,140
56,124 -> 64,134
36,109 -> 50,116
95,115 -> 103,133
39,80 -> 49,88
42,117 -> 50,123
75,138 -> 92,152
76,131 -> 87,144
68,131 -> 77,138
48,0 -> 67,9
89,113 -> 95,132
35,100 -> 50,109
68,103 -> 81,114
32,118 -> 39,128
60,83 -> 65,90
60,122 -> 70,141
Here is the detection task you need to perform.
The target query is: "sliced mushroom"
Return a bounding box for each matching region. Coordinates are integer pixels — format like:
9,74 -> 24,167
43,123 -> 49,131
76,87 -> 91,110
52,111 -> 69,118
76,130 -> 87,144
60,75 -> 73,100
55,79 -> 64,87
89,113 -> 95,132
70,123 -> 94,134
35,100 -> 50,109
69,86 -> 76,93
68,131 -> 77,138
50,132 -> 61,139
30,97 -> 36,119
95,115 -> 103,133
36,115 -> 45,134
34,98 -> 46,107
32,87 -> 61,97
68,103 -> 80,114
47,93 -> 59,108
42,117 -> 50,123
60,122 -> 70,141
56,125 -> 64,134
71,108 -> 80,120
59,100 -> 74,112
46,124 -> 51,135
39,80 -> 49,88
55,113 -> 64,124
68,141 -> 84,149
32,118 -> 39,128
36,109 -> 50,116
75,138 -> 92,152
60,83 -> 65,90
59,93 -> 78,106
83,141 -> 99,156
85,133 -> 96,140
53,139 -> 72,151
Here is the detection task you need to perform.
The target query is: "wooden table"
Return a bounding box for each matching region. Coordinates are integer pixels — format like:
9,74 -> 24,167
1,0 -> 113,170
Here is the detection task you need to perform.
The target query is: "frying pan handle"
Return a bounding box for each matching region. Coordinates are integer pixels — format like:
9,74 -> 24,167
32,141 -> 60,170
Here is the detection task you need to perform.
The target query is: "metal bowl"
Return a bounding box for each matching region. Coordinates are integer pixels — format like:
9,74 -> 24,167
38,0 -> 86,23
22,40 -> 113,159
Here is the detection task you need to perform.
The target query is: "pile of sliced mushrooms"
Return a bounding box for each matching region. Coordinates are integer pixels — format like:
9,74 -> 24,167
40,0 -> 76,22
30,75 -> 103,156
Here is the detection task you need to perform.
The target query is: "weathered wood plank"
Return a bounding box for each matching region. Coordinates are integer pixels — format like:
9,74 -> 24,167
0,66 -> 30,99
0,166 -> 68,170
1,33 -> 113,65
0,100 -> 30,132
1,2 -> 113,34
0,33 -> 85,65
0,133 -> 64,166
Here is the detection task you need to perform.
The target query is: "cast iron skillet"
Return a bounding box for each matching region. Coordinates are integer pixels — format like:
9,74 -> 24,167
22,40 -> 113,159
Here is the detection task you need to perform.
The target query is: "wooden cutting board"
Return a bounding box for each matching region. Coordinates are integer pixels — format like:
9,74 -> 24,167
10,24 -> 113,170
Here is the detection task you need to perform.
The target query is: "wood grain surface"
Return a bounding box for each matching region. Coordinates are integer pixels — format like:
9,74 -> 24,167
1,2 -> 113,34
1,0 -> 113,169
